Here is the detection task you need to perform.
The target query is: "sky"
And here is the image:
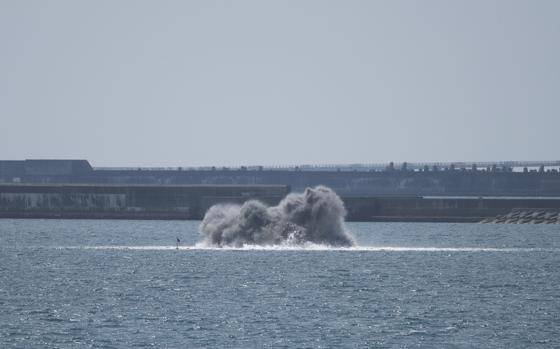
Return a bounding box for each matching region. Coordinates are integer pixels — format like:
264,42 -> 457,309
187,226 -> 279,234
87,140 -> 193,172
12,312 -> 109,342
0,1 -> 558,167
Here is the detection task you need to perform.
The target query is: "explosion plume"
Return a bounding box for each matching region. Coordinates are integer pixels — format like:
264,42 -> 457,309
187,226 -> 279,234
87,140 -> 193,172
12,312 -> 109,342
199,186 -> 355,247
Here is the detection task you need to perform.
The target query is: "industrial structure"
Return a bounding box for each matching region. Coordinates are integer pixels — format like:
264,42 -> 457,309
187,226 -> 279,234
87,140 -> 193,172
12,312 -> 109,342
1,159 -> 559,222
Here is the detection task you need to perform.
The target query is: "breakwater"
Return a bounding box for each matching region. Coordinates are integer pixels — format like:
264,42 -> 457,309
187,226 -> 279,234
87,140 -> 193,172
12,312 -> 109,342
0,184 -> 288,220
2,184 -> 560,222
481,209 -> 560,224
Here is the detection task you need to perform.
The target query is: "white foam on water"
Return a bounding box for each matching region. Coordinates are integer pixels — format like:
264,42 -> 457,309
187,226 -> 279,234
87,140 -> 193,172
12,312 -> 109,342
57,245 -> 186,250
51,245 -> 560,252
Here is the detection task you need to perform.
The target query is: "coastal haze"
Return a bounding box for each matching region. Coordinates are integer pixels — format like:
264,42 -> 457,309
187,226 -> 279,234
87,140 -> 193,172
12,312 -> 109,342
1,1 -> 560,348
1,0 -> 559,167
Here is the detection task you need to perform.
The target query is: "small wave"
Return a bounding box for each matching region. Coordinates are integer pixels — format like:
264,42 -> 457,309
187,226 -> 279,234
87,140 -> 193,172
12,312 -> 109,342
56,245 -> 186,250
50,245 -> 560,252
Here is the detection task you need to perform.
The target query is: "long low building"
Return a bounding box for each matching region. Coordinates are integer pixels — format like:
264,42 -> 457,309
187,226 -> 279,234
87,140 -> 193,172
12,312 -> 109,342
1,159 -> 560,197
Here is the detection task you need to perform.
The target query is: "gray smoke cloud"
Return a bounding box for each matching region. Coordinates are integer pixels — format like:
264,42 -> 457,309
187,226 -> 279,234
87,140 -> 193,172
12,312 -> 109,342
199,186 -> 356,247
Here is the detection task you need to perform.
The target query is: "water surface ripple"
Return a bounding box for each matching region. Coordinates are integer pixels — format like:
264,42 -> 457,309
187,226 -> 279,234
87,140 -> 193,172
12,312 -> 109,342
1,220 -> 559,348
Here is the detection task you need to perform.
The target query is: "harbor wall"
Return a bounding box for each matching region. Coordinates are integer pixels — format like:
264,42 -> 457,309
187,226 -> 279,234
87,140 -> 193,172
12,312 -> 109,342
344,197 -> 560,222
0,184 -> 289,220
2,184 -> 560,222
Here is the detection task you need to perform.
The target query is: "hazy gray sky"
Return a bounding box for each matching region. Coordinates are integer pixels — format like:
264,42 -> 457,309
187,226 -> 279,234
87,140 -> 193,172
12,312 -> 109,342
1,1 -> 558,167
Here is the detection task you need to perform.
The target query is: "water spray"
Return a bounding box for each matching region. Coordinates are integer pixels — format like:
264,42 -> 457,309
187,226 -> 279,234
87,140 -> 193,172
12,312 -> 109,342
199,186 -> 355,247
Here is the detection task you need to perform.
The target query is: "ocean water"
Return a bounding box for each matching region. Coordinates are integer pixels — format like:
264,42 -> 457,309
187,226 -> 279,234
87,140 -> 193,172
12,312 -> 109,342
0,219 -> 559,348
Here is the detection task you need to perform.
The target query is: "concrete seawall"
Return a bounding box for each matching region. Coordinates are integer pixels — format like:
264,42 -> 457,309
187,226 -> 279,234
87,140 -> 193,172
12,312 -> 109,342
2,184 -> 560,223
0,184 -> 289,220
344,196 -> 560,223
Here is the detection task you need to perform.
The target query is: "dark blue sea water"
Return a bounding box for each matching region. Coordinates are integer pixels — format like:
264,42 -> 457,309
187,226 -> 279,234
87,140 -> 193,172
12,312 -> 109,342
1,219 -> 559,348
